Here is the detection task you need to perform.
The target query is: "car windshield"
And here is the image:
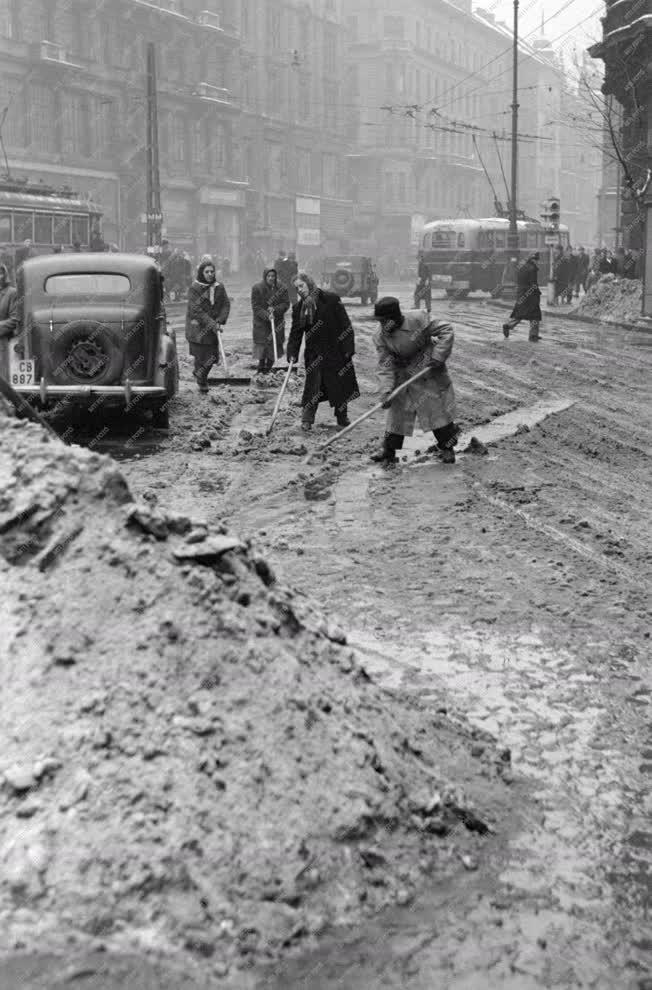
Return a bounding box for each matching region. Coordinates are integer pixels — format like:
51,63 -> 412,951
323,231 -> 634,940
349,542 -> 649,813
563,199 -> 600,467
44,273 -> 131,295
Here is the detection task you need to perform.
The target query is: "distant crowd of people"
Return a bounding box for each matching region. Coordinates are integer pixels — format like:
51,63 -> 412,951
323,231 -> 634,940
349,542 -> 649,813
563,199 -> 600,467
550,244 -> 642,305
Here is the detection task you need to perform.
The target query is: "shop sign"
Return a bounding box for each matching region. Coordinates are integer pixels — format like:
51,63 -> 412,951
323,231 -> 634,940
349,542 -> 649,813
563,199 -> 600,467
199,187 -> 245,208
297,227 -> 321,245
296,197 -> 320,216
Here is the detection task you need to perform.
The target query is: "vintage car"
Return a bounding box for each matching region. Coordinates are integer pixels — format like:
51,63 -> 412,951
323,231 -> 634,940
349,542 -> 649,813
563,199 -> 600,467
321,256 -> 379,305
9,253 -> 178,427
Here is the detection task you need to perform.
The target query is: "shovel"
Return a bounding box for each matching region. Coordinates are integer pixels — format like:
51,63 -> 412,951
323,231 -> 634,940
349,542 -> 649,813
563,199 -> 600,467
0,373 -> 62,440
270,311 -> 294,373
266,360 -> 295,435
303,366 -> 432,465
208,330 -> 252,386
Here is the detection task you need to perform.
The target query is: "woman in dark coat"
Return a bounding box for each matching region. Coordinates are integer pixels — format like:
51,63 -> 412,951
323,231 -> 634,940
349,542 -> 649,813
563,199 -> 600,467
502,253 -> 542,342
185,257 -> 230,393
286,272 -> 359,430
251,267 -> 290,374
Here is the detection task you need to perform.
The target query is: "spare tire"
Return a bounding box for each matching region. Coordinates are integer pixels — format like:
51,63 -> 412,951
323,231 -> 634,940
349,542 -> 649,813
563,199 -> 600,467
332,268 -> 355,295
50,321 -> 124,386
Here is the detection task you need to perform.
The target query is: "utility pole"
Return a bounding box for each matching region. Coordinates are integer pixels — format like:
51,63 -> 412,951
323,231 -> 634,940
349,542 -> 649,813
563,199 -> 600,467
508,0 -> 519,255
146,42 -> 162,255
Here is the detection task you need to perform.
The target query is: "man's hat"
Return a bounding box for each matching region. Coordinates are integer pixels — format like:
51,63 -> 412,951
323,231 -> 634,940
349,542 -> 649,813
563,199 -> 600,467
374,296 -> 402,322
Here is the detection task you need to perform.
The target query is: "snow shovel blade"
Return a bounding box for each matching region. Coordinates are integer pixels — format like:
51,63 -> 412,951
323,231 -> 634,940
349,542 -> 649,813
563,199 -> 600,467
206,374 -> 251,386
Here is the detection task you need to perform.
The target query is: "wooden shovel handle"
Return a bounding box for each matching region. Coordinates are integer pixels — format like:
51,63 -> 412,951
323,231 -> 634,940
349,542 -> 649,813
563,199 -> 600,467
266,360 -> 295,435
303,365 -> 431,465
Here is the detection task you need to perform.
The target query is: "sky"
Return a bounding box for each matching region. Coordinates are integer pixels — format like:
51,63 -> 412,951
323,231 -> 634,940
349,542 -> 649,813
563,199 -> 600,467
484,0 -> 604,59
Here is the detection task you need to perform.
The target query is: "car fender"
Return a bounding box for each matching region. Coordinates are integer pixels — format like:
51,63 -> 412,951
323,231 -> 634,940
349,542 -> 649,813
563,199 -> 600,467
153,331 -> 176,388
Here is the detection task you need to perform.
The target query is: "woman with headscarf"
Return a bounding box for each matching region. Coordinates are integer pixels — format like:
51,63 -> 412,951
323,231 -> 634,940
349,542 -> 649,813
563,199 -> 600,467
251,266 -> 290,374
286,272 -> 359,430
185,257 -> 230,393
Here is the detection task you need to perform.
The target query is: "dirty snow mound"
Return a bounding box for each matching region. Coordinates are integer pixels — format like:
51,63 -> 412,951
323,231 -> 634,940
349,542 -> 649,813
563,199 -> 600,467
575,274 -> 642,323
0,412 -> 510,981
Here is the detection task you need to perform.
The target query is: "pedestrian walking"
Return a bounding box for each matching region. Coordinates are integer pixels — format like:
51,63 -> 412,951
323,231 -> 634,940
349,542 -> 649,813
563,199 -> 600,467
286,272 -> 359,431
185,257 -> 231,394
251,267 -> 290,374
502,252 -> 542,342
414,252 -> 432,313
554,245 -> 574,305
0,263 -> 18,382
575,246 -> 590,296
371,297 -> 458,465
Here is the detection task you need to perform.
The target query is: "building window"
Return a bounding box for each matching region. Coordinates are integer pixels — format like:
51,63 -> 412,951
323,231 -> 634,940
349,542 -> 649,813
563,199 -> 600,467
61,92 -> 85,156
169,114 -> 186,166
29,83 -> 56,152
297,148 -> 311,192
384,16 -> 404,39
191,119 -> 204,168
397,173 -> 407,204
324,81 -> 337,131
384,172 -> 393,203
323,154 -> 338,197
212,123 -> 226,169
324,26 -> 337,74
345,15 -> 358,40
266,7 -> 281,51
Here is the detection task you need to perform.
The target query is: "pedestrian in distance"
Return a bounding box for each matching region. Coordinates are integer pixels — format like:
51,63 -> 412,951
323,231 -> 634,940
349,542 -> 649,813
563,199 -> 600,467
414,251 -> 432,313
251,267 -> 290,374
371,297 -> 458,466
574,246 -> 590,297
185,257 -> 231,394
286,272 -> 359,431
502,252 -> 542,342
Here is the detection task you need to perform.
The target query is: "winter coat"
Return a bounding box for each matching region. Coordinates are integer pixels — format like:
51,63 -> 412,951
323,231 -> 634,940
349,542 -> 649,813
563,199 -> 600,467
0,283 -> 18,380
576,252 -> 590,279
287,289 -> 359,411
510,259 -> 541,322
185,279 -> 230,346
374,310 -> 456,437
251,269 -> 290,351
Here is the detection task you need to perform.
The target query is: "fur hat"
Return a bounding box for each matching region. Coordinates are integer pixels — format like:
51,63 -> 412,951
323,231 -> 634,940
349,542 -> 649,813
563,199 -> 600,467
374,296 -> 402,323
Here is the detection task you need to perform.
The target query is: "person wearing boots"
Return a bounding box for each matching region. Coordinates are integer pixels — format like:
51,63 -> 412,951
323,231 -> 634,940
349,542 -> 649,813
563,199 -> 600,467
502,252 -> 542,342
185,257 -> 230,393
372,297 -> 458,465
286,271 -> 359,431
251,267 -> 290,374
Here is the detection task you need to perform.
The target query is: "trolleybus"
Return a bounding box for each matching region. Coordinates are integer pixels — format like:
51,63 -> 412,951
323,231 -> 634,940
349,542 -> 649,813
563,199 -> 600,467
420,217 -> 570,298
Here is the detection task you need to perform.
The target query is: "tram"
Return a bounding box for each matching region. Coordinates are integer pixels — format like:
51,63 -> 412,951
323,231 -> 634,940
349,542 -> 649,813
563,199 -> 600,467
420,217 -> 570,298
0,177 -> 103,276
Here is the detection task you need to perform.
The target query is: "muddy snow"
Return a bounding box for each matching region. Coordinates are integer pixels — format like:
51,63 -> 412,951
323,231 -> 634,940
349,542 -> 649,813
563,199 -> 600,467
0,410 -> 510,986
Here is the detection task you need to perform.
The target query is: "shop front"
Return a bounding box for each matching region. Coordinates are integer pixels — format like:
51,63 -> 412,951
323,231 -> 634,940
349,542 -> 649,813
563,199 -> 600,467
198,186 -> 246,272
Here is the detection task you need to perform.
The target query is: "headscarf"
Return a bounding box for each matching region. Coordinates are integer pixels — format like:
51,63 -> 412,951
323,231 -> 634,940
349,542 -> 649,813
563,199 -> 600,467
295,271 -> 318,329
0,263 -> 9,285
196,258 -> 217,305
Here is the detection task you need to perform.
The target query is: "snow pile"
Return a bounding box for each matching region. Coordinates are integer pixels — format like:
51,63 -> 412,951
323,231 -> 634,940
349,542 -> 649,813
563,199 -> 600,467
0,412 -> 510,981
575,274 -> 643,324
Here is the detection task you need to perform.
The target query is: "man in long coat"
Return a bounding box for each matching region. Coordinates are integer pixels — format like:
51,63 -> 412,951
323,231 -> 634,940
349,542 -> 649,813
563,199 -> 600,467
0,263 -> 18,382
185,257 -> 230,393
251,267 -> 290,373
502,252 -> 542,341
372,297 -> 458,465
286,272 -> 359,430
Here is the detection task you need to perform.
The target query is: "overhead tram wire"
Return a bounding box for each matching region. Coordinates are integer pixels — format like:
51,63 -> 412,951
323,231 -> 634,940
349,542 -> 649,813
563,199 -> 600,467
389,0 -> 599,121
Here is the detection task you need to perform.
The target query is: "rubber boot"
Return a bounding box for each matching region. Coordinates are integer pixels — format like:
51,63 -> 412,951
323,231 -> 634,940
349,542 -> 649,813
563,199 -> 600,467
336,403 -> 350,429
370,433 -> 402,465
528,321 -> 541,342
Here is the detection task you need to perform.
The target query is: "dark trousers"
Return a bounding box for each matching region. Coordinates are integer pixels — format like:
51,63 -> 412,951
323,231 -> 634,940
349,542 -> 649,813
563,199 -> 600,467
384,422 -> 458,453
303,401 -> 348,426
189,341 -> 218,384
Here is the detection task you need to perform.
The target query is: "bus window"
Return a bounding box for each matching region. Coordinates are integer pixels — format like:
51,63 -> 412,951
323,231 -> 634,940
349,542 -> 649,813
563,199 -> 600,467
457,233 -> 465,248
0,211 -> 11,242
494,232 -> 505,248
53,216 -> 72,244
14,212 -> 33,242
72,216 -> 89,246
34,214 -> 53,244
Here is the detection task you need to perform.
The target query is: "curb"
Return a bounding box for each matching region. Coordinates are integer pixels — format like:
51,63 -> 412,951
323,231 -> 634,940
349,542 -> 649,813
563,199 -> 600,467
483,299 -> 652,334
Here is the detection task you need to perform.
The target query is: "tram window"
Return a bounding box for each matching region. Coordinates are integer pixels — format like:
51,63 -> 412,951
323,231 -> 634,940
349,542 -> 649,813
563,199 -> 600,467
72,216 -> 89,245
0,211 -> 11,241
14,213 -> 34,241
494,232 -> 505,247
53,216 -> 72,244
457,233 -> 465,248
34,214 -> 53,244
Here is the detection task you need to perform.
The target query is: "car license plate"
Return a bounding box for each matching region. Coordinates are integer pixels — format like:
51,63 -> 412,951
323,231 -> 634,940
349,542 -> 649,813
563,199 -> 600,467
431,274 -> 453,285
451,280 -> 470,289
9,353 -> 35,387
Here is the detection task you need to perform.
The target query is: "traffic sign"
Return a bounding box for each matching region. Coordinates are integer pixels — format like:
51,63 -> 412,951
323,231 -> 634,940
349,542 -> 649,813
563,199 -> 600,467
545,235 -> 559,246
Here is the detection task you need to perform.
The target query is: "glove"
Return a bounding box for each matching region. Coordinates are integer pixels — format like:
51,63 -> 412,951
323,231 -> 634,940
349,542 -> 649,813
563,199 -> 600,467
428,359 -> 444,374
381,394 -> 393,409
286,353 -> 298,365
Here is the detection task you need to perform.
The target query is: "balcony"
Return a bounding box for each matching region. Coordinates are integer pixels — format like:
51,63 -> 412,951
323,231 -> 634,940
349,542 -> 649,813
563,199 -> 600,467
32,40 -> 83,68
193,82 -> 233,106
127,0 -> 189,18
195,10 -> 240,38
